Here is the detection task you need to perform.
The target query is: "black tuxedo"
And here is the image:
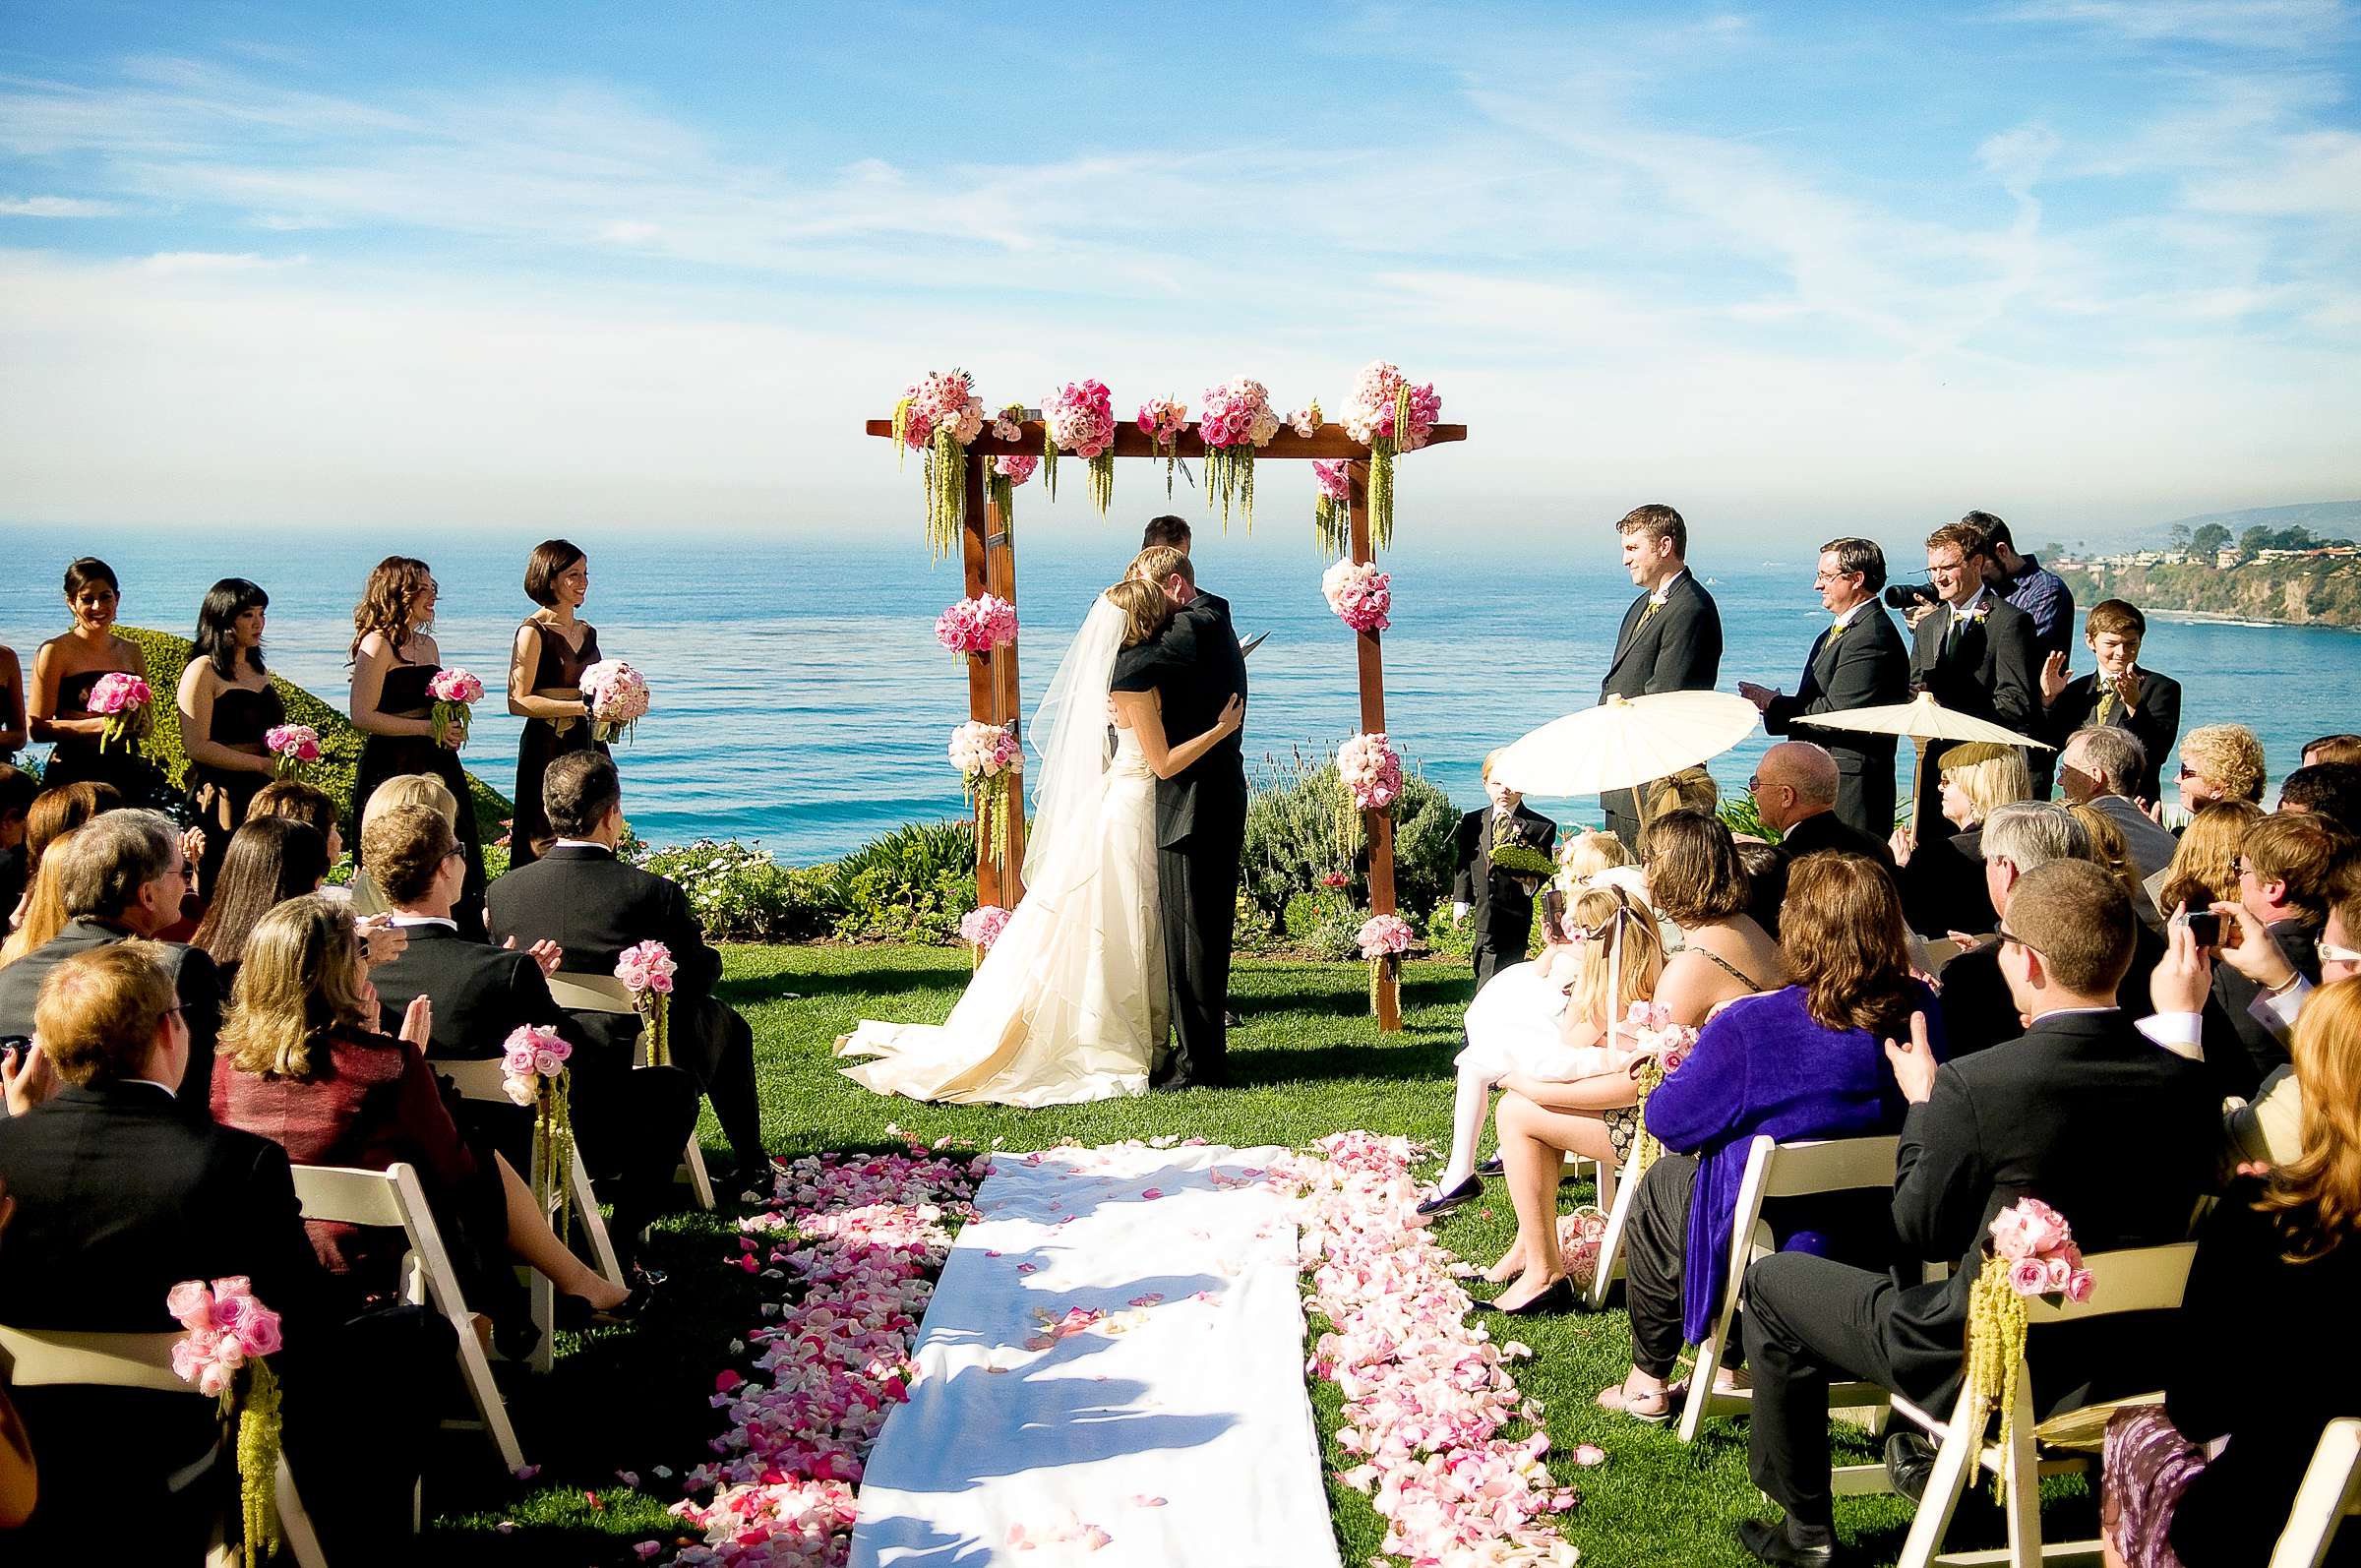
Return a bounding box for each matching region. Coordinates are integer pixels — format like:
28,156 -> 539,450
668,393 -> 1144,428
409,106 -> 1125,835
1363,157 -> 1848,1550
2204,918 -> 2318,1099
1600,572 -> 1723,845
1763,606 -> 1909,839
1936,919 -> 2165,1057
0,1082 -> 448,1562
1772,807 -> 1893,872
0,918 -> 220,1120
1906,594 -> 2041,829
2044,668 -> 2182,807
1112,590 -> 1250,1086
1741,1009 -> 2214,1531
1450,803 -> 1556,991
483,845 -> 764,1170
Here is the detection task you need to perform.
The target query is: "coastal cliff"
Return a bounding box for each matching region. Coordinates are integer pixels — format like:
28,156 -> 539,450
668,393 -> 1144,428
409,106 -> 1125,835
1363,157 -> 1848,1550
2054,554 -> 2361,630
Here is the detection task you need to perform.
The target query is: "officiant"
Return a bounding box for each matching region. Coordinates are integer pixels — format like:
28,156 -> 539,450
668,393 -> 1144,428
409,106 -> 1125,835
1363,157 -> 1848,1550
1451,751 -> 1556,992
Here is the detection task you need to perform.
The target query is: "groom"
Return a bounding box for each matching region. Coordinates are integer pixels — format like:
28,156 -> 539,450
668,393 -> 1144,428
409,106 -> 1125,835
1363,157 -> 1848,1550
1117,522 -> 1248,1089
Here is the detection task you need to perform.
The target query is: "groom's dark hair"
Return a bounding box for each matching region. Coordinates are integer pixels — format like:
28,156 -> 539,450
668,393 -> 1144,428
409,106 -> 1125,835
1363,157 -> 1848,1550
1141,515 -> 1191,551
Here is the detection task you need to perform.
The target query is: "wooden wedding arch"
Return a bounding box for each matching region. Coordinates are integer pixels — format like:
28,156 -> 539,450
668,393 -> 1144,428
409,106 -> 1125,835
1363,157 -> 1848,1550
863,413 -> 1468,1028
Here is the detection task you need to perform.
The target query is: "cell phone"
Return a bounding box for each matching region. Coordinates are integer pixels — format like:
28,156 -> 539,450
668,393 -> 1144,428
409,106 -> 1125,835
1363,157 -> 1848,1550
2183,911 -> 2222,948
1540,888 -> 1568,944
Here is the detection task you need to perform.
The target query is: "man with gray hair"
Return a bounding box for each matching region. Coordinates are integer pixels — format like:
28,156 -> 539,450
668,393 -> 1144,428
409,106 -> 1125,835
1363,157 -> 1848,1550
2056,726 -> 2177,906
0,809 -> 221,1114
1935,801 -> 2160,1055
1750,741 -> 1890,868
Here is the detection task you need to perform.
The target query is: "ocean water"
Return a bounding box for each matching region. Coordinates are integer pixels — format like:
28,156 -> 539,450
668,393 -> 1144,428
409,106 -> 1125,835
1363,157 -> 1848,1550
7,521 -> 2358,863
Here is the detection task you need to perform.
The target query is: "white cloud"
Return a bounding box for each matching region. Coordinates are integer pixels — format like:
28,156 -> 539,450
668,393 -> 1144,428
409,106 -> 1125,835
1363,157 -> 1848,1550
136,250 -> 303,273
1989,0 -> 2350,49
0,195 -> 121,215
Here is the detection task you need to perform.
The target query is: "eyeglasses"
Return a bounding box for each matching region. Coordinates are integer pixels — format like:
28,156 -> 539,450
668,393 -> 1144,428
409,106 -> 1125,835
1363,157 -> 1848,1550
2233,857 -> 2256,877
2178,764 -> 2199,780
2320,942 -> 2361,966
1996,924 -> 2045,958
444,847 -> 467,864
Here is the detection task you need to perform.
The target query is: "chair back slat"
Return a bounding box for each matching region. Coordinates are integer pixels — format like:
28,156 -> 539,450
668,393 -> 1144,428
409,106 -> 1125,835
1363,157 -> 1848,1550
2021,1242 -> 2198,1325
291,1163 -> 411,1229
2270,1417 -> 2361,1568
437,1057 -> 510,1103
0,1326 -> 191,1393
1760,1135 -> 1901,1198
547,973 -> 636,1015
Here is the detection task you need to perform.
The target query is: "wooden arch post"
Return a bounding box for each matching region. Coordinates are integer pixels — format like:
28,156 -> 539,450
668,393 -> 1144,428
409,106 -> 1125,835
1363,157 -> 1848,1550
962,453 -> 1026,909
1345,458 -> 1402,1029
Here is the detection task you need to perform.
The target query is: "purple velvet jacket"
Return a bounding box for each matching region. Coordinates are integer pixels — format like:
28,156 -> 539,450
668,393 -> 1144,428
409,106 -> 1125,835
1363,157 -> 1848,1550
1643,981 -> 1943,1343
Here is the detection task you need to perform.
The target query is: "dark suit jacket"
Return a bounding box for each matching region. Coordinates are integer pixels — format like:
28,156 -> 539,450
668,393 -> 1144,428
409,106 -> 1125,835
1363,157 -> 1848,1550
1764,605 -> 1909,833
1450,803 -> 1556,950
0,918 -> 220,1118
1937,919 -> 2166,1058
1907,595 -> 2041,735
1112,591 -> 1250,849
1773,808 -> 1893,871
2044,669 -> 2182,806
1602,572 -> 1722,699
368,921 -> 588,1061
1881,1009 -> 2214,1405
484,845 -> 722,1058
2205,919 -> 2318,1098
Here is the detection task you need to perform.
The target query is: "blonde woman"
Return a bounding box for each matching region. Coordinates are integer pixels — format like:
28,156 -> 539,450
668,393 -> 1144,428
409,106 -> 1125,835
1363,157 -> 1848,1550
2176,722 -> 2268,814
2151,799 -> 2265,921
1892,741 -> 2032,937
1423,883 -> 1666,1217
346,772 -> 460,917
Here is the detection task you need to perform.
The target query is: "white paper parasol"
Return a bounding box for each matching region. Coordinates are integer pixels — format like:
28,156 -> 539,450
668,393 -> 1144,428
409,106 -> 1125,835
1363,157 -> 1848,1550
1491,690 -> 1762,803
1786,692 -> 2051,838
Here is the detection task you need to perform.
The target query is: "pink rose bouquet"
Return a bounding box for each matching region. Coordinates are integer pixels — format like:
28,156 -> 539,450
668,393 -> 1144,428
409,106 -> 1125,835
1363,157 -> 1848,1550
427,667 -> 482,750
1136,395 -> 1187,496
1342,361 -> 1441,550
1311,457 -> 1352,554
1197,377 -> 1280,531
987,452 -> 1038,534
891,367 -> 989,558
168,1277 -> 286,1565
1288,399 -> 1322,438
1044,379 -> 1118,516
935,594 -> 1019,660
949,722 -> 1022,870
88,670 -> 151,753
616,939 -> 676,1067
1968,1197 -> 2095,1495
1356,912 -> 1418,1029
579,658 -> 650,745
264,722 -> 322,780
1321,558 -> 1392,633
958,904 -> 1011,954
502,1023 -> 576,1231
991,402 -> 1025,443
1337,732 -> 1404,811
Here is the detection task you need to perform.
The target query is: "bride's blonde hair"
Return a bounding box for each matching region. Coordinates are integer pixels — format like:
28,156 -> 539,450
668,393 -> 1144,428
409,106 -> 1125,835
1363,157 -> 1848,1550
1106,579 -> 1174,649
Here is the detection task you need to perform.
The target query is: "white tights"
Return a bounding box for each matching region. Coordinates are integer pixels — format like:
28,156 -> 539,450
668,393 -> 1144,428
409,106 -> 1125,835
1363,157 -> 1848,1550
1437,1067 -> 1495,1188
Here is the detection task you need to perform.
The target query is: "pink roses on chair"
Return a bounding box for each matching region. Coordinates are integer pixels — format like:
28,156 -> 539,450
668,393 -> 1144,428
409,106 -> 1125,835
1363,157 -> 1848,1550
169,1277 -> 286,1566
617,940 -> 676,1067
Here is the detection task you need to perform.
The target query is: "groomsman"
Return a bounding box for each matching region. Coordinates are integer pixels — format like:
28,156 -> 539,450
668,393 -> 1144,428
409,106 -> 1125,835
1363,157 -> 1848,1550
1739,538 -> 1909,840
1600,504 -> 1722,847
1906,519 -> 2039,835
1450,751 -> 1556,992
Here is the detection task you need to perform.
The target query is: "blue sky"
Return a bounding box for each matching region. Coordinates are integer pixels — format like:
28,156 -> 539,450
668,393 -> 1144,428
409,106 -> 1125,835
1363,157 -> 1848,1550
2,1 -> 2356,541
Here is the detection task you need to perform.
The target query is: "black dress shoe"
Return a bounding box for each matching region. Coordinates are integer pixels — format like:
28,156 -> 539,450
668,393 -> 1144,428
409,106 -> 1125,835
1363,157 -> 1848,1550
1415,1175 -> 1483,1218
1486,1277 -> 1578,1316
1735,1518 -> 1834,1566
492,1317 -> 544,1363
1884,1430 -> 1938,1503
1476,1155 -> 1504,1177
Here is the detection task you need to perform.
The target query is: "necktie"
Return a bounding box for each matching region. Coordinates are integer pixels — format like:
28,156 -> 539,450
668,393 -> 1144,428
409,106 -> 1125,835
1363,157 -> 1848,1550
1637,597 -> 1662,631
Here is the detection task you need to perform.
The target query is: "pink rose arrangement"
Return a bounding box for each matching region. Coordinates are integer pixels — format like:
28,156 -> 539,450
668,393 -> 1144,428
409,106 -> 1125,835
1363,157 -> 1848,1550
1044,379 -> 1118,516
1968,1197 -> 2094,1496
1337,732 -> 1404,810
427,667 -> 482,750
892,368 -> 989,559
988,452 -> 1038,534
1311,458 -> 1352,554
958,904 -> 1011,953
168,1277 -> 286,1565
616,939 -> 676,1067
264,722 -> 322,780
991,402 -> 1025,443
948,722 -> 1022,871
1989,1196 -> 2093,1302
1342,361 -> 1442,550
1136,396 -> 1187,497
1321,558 -> 1392,634
1621,1001 -> 1697,1176
87,670 -> 151,753
580,658 -> 651,745
1197,377 -> 1280,531
1358,913 -> 1417,1013
1288,399 -> 1322,438
502,1023 -> 576,1230
934,594 -> 1019,660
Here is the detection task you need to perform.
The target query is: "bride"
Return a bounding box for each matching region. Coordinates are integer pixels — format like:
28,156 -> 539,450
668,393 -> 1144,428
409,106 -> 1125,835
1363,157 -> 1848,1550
836,576 -> 1245,1106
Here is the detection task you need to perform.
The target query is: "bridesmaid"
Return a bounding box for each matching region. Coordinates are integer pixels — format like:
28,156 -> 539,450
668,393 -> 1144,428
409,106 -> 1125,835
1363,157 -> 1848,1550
506,539 -> 607,869
30,558 -> 161,802
0,643 -> 26,765
178,578 -> 285,901
347,556 -> 488,940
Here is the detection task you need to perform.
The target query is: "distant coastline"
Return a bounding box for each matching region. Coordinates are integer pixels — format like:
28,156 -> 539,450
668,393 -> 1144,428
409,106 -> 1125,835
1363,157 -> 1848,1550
2055,548 -> 2361,632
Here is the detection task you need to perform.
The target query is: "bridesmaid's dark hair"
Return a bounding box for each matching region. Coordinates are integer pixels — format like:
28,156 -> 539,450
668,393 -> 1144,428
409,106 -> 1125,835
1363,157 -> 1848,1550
523,539 -> 586,608
193,578 -> 270,679
349,556 -> 436,663
63,558 -> 119,596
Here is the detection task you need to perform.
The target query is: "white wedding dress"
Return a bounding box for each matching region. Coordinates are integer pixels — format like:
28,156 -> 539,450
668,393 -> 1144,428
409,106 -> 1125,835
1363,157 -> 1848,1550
837,599 -> 1166,1107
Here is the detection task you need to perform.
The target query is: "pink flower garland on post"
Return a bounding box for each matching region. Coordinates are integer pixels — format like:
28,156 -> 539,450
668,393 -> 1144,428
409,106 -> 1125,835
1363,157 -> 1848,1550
987,452 -> 1037,536
167,1277 -> 287,1567
264,722 -> 321,780
1043,380 -> 1117,516
957,904 -> 1010,961
1336,732 -> 1404,858
933,595 -> 1019,660
1321,558 -> 1392,633
1135,396 -> 1186,497
1355,914 -> 1415,1013
1311,459 -> 1352,556
501,1023 -> 575,1233
616,939 -> 676,1067
1197,377 -> 1280,531
1342,362 -> 1441,551
892,368 -> 988,559
87,671 -> 151,754
948,722 -> 1021,873
427,667 -> 482,750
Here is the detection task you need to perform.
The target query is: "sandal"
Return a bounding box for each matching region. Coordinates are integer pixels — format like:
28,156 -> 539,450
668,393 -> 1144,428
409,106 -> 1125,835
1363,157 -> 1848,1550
1595,1376 -> 1673,1424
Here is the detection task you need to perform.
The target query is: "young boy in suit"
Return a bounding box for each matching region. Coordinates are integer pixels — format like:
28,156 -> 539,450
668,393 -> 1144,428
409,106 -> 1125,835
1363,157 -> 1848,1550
1452,750 -> 1557,992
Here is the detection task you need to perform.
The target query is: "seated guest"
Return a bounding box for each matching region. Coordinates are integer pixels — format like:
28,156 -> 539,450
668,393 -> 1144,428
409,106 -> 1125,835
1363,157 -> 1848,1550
1560,827 -> 1648,905
2056,726 -> 2176,914
1598,853 -> 1938,1424
0,942 -> 450,1563
1423,884 -> 1665,1216
488,754 -> 777,1183
0,810 -> 219,1113
0,1179 -> 28,1534
1892,741 -> 2029,938
2101,976 -> 2361,1568
1450,750 -> 1557,993
2151,797 -> 2264,919
2038,598 -> 2180,806
1736,840 -> 1787,941
2303,733 -> 2361,768
0,766 -> 34,925
3,781 -> 119,942
211,897 -> 637,1342
188,815 -> 332,989
366,804 -> 696,1276
345,771 -> 458,917
1752,741 -> 1891,868
2068,802 -> 2146,913
2277,760 -> 2361,833
1734,862 -> 2214,1567
0,827 -> 82,967
244,777 -> 346,868
2177,722 -> 2268,814
2201,810 -> 2350,1098
1479,886 -> 1669,1312
1641,809 -> 1788,1024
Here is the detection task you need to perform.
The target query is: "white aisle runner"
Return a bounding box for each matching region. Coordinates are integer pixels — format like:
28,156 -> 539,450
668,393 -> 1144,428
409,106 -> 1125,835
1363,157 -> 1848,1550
849,1143 -> 1342,1568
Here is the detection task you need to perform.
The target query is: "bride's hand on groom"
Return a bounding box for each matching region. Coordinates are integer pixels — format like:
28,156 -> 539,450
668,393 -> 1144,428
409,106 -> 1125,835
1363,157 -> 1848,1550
1220,693 -> 1245,734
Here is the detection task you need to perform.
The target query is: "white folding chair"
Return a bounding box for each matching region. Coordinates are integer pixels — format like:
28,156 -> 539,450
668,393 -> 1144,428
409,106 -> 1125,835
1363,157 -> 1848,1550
439,1056 -> 625,1373
0,1324 -> 330,1567
1582,1152 -> 1634,1311
547,971 -> 717,1210
1676,1134 -> 1903,1443
2273,1417 -> 2361,1568
289,1162 -> 524,1473
1831,1241 -> 2198,1568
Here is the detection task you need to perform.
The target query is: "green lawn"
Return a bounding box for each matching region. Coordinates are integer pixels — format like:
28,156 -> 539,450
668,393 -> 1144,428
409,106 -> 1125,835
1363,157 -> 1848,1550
419,943 -> 2087,1566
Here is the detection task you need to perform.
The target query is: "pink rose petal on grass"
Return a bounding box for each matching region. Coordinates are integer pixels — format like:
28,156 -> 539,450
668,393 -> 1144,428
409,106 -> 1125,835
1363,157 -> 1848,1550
1572,1443 -> 1606,1467
1140,1187 -> 1164,1200
1127,1293 -> 1164,1307
1128,1494 -> 1166,1507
